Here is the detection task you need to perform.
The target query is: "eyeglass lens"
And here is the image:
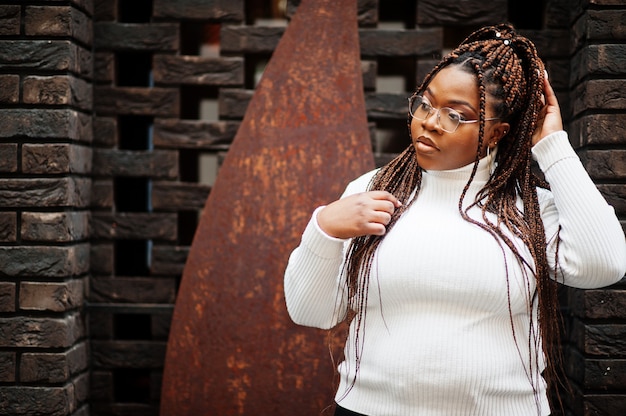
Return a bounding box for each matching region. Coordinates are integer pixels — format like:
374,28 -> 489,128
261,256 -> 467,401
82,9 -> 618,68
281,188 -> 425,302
409,96 -> 462,133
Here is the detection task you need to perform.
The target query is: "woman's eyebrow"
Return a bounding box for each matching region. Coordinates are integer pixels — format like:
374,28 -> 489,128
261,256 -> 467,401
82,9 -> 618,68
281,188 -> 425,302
424,87 -> 478,113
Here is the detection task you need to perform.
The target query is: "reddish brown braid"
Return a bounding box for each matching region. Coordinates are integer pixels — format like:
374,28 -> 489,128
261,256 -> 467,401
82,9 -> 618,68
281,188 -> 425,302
338,23 -> 565,412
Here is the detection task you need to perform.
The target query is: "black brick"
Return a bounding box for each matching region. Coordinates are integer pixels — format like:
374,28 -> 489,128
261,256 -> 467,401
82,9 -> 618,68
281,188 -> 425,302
571,319 -> 626,357
153,0 -> 244,21
94,22 -> 178,52
0,313 -> 84,348
573,10 -> 626,47
519,29 -> 571,59
566,348 -> 626,390
570,114 -> 626,148
0,74 -> 19,103
92,149 -> 178,178
0,282 -> 16,312
0,385 -> 76,416
93,117 -> 117,147
153,119 -> 239,149
90,179 -> 113,209
23,75 -> 93,110
0,143 -> 18,173
572,80 -> 626,116
569,288 -> 626,320
90,212 -> 177,240
0,109 -> 92,143
0,245 -> 90,278
0,351 -> 16,382
571,44 -> 626,85
150,245 -> 189,276
152,55 -> 244,86
0,178 -> 91,208
218,88 -> 253,118
90,243 -> 113,275
94,51 -> 114,83
22,144 -> 92,175
90,277 -> 176,303
20,342 -> 88,383
93,86 -> 179,117
91,340 -> 166,369
0,5 -> 20,36
19,279 -> 85,312
220,26 -> 286,54
579,149 -> 626,181
583,394 -> 626,416
417,0 -> 507,26
151,181 -> 210,211
21,211 -> 89,243
25,6 -> 92,46
359,28 -> 442,57
93,0 -> 115,21
0,40 -> 90,76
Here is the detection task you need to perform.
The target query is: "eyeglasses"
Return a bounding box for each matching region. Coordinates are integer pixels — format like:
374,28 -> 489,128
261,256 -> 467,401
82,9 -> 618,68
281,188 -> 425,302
408,95 -> 499,133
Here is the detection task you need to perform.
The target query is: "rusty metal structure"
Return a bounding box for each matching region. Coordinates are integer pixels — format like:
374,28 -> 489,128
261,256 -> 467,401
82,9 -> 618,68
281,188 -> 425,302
159,0 -> 375,414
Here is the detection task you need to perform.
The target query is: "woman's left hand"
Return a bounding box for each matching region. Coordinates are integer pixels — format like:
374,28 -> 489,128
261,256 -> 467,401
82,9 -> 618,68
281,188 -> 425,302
532,71 -> 564,146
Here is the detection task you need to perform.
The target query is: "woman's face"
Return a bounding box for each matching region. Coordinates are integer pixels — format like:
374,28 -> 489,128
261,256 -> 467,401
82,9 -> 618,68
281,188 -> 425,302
410,65 -> 506,171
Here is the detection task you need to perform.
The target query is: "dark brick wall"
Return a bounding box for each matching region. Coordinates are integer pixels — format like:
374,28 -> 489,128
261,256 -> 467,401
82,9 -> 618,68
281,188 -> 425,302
0,0 -> 624,415
0,1 -> 93,415
562,2 -> 626,415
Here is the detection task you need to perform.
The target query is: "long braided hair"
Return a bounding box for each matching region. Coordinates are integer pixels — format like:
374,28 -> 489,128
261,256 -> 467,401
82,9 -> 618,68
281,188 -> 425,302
339,23 -> 564,411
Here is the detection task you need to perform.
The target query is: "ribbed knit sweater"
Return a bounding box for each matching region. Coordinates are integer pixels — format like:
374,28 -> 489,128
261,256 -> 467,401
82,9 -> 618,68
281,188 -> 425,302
284,131 -> 626,416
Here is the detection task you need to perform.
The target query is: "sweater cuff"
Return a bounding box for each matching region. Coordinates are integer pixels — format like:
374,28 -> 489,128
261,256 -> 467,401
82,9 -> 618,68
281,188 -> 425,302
531,130 -> 579,173
300,206 -> 347,259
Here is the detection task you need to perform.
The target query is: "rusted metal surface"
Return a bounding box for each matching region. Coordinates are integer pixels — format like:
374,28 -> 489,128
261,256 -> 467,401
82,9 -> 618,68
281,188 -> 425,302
160,0 -> 374,414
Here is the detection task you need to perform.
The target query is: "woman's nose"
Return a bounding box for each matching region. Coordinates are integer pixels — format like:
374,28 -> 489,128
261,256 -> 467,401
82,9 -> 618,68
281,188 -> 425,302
422,109 -> 441,131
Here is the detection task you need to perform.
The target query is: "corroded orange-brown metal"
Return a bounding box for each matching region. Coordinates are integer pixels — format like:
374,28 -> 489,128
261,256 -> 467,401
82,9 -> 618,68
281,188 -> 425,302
160,0 -> 374,414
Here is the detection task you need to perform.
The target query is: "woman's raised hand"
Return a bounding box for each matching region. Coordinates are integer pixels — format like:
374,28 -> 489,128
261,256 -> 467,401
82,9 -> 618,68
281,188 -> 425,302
532,71 -> 564,146
317,191 -> 402,239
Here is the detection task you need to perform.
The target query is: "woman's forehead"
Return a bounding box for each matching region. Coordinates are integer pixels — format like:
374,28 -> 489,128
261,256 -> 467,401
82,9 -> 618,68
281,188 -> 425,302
425,67 -> 480,107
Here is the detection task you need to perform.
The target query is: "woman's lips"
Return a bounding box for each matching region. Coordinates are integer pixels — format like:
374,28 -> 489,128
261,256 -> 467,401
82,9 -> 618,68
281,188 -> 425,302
415,137 -> 439,153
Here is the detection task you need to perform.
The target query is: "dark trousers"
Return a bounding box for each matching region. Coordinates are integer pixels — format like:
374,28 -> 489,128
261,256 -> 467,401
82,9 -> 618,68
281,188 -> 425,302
334,404 -> 367,416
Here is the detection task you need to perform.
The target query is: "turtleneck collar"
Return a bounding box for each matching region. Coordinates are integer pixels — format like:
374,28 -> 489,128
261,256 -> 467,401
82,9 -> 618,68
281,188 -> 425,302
423,152 -> 493,184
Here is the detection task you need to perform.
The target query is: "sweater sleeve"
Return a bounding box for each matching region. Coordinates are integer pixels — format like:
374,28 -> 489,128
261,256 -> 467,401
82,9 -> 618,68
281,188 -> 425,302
533,131 -> 626,288
284,207 -> 348,329
284,170 -> 377,329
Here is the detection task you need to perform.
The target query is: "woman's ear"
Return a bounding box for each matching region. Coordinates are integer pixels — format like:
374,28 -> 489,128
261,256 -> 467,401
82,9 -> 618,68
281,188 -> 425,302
489,122 -> 510,148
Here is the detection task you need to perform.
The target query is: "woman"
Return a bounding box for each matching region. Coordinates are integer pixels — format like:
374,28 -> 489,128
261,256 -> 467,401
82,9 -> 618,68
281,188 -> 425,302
283,24 -> 626,416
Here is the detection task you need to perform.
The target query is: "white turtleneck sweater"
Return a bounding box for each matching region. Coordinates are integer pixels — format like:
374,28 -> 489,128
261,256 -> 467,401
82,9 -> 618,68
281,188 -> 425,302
284,131 -> 626,416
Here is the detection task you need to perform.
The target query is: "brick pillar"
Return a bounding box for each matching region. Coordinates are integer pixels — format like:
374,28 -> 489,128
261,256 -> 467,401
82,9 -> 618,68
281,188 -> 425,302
0,2 -> 93,416
89,0 -> 245,414
564,2 -> 626,415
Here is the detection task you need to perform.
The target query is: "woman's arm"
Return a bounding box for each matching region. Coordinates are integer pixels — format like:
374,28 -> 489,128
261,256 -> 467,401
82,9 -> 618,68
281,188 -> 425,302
284,207 -> 349,329
284,170 -> 393,329
534,131 -> 626,288
531,72 -> 625,287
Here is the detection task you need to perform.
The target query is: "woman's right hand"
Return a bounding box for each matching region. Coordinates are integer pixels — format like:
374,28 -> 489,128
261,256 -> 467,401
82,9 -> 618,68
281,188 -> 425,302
317,191 -> 402,239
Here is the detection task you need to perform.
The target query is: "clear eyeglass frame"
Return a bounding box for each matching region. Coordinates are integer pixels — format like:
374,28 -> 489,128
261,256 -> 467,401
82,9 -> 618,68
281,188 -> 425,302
408,94 -> 499,133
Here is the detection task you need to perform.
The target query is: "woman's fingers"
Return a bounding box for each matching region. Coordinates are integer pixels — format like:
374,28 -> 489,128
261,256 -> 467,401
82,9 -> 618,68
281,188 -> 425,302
532,71 -> 563,145
374,209 -> 393,225
369,190 -> 402,208
543,70 -> 560,109
317,191 -> 401,239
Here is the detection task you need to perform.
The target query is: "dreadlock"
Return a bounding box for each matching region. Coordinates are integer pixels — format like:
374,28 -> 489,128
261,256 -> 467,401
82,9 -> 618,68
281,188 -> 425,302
338,23 -> 565,413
